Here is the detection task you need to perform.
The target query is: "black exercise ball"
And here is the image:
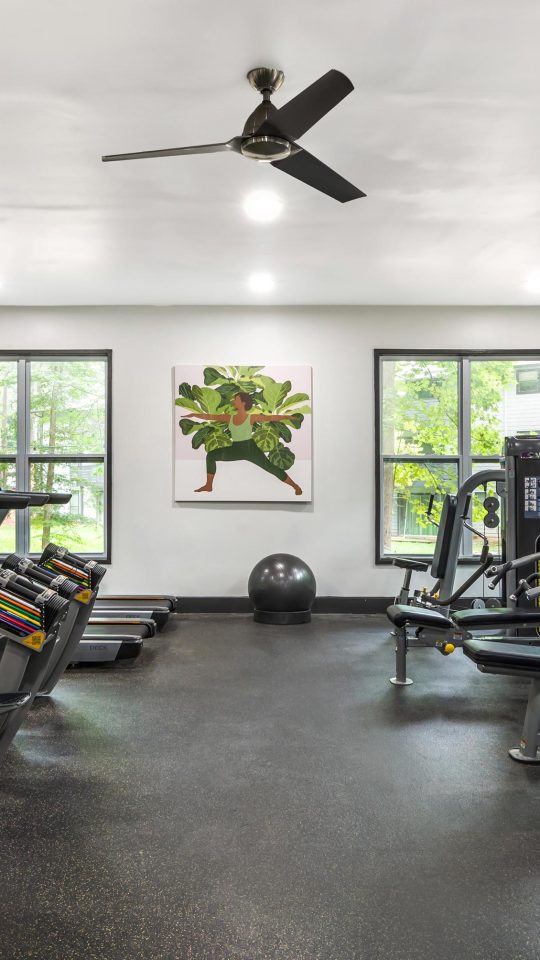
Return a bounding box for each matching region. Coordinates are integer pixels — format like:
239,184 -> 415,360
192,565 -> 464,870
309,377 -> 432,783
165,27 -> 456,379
248,553 -> 317,624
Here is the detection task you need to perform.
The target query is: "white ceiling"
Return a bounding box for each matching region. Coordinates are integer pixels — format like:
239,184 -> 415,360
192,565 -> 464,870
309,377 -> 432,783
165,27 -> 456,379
2,0 -> 540,305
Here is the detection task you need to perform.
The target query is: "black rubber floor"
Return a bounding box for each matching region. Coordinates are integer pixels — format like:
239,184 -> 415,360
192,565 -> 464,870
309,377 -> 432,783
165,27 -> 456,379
1,614 -> 539,960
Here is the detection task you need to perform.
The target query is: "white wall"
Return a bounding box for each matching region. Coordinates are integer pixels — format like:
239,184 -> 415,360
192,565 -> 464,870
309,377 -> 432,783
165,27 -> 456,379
1,305 -> 539,596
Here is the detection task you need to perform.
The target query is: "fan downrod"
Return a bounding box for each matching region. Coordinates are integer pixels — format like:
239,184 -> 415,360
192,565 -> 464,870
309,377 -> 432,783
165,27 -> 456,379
246,68 -> 285,97
242,67 -> 290,161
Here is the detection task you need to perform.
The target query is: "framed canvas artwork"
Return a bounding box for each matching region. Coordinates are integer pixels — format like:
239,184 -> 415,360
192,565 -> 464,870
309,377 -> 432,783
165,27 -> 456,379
174,364 -> 312,502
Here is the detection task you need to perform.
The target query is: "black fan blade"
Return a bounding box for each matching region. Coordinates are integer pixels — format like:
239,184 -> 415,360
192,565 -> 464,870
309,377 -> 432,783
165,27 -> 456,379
258,70 -> 353,140
102,137 -> 241,162
271,147 -> 365,203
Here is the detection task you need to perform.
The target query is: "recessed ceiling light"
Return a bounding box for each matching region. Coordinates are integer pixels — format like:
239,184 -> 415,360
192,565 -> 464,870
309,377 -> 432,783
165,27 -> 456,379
247,272 -> 275,294
243,190 -> 283,223
523,271 -> 540,295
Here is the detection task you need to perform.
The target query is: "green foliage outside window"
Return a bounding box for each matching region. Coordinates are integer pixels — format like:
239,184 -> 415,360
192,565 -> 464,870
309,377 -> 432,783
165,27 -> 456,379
382,358 -> 516,555
0,358 -> 107,555
0,361 -> 18,453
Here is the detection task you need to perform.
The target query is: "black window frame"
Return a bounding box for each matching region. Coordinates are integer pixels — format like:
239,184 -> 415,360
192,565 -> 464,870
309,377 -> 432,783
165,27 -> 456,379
0,349 -> 112,563
375,348 -> 540,565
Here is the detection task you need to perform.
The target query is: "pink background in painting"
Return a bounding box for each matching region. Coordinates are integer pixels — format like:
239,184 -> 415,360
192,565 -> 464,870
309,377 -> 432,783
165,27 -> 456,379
174,365 -> 312,461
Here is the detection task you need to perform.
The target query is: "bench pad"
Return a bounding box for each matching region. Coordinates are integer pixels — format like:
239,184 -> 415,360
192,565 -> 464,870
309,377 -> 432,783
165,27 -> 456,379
386,604 -> 454,630
453,607 -> 540,629
463,638 -> 540,672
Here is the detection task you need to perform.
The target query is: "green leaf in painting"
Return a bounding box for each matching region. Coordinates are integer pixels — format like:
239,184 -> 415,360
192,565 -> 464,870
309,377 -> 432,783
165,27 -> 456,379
276,422 -> 292,443
261,380 -> 289,412
235,381 -> 258,393
253,423 -> 280,452
268,444 -> 295,470
215,384 -> 237,409
287,413 -> 304,430
237,366 -> 265,378
191,426 -> 212,450
178,382 -> 194,399
205,428 -> 232,452
251,375 -> 275,389
175,398 -> 205,413
192,386 -> 222,413
203,367 -> 230,385
179,418 -> 200,435
277,392 -> 310,411
281,405 -> 311,416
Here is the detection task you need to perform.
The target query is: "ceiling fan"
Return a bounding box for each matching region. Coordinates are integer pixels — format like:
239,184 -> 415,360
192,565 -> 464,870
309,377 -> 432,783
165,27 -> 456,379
102,68 -> 365,203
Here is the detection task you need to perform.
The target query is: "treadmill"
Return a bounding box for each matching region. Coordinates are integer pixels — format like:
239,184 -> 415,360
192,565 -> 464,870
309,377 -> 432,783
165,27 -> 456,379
94,596 -> 177,628
1,496 -> 154,666
23,509 -> 178,629
86,617 -> 156,636
74,633 -> 143,663
21,508 -> 177,626
75,615 -> 158,664
0,491 -> 169,666
39,545 -> 175,629
39,543 -> 157,664
1,541 -> 143,671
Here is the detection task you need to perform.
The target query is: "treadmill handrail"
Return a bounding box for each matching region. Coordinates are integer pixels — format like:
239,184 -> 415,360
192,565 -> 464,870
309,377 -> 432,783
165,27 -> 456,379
88,617 -> 155,626
0,488 -> 49,506
0,493 -> 31,509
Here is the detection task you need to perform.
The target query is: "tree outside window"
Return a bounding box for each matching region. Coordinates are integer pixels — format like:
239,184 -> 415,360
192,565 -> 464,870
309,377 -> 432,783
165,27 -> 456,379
0,355 -> 109,558
378,354 -> 538,560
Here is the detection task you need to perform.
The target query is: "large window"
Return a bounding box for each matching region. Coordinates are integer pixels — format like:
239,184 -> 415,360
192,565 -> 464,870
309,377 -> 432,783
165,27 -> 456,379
376,351 -> 540,562
0,352 -> 111,560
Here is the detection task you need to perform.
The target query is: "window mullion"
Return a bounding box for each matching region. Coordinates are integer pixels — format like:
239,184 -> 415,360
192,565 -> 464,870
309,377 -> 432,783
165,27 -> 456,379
23,359 -> 31,554
461,358 -> 472,477
460,359 -> 473,556
15,359 -> 29,553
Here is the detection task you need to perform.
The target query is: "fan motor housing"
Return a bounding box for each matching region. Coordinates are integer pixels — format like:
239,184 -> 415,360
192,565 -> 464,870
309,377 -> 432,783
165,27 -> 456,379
240,136 -> 291,162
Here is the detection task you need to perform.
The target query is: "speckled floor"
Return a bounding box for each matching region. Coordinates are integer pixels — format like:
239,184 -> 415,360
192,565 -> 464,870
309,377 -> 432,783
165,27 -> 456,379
1,614 -> 539,960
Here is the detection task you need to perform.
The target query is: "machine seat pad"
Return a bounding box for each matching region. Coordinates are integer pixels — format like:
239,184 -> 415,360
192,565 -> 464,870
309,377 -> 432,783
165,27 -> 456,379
386,604 -> 454,630
453,607 -> 540,628
463,638 -> 540,672
391,558 -> 430,572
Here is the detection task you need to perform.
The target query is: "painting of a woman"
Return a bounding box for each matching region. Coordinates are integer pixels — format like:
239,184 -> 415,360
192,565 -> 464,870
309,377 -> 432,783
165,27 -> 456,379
174,364 -> 311,502
186,392 -> 303,495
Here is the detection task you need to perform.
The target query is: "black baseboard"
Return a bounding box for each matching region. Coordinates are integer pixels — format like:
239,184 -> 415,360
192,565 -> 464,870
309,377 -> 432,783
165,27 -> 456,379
177,596 -> 491,614
179,597 -> 394,614
314,597 -> 394,614
180,597 -> 252,614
